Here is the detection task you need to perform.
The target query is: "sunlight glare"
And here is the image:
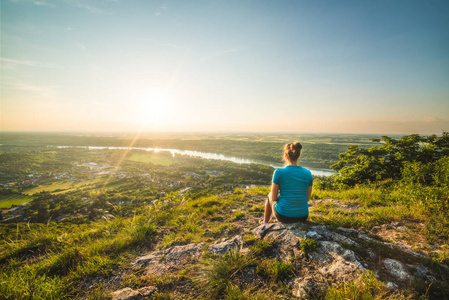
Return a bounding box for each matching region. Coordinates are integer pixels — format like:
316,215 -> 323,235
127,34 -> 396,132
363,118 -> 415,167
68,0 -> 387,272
137,91 -> 172,129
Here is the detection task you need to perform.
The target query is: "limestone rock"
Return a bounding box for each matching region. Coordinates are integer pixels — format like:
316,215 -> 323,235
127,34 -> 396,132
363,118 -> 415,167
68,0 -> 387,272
112,288 -> 137,300
112,286 -> 157,300
386,281 -> 398,289
311,225 -> 358,246
123,220 -> 447,299
292,276 -> 316,299
306,230 -> 324,241
138,286 -> 158,297
253,223 -> 365,283
383,258 -> 411,281
311,241 -> 364,281
209,235 -> 244,255
252,223 -> 301,261
252,223 -> 287,239
133,242 -> 204,275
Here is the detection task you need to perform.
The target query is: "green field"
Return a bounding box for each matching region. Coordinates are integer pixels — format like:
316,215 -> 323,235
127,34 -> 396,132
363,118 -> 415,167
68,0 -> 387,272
127,152 -> 176,166
0,194 -> 33,209
22,178 -> 104,195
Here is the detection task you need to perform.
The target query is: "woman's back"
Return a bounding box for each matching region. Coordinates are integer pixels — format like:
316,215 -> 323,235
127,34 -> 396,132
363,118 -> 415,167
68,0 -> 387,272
273,165 -> 312,217
264,141 -> 313,224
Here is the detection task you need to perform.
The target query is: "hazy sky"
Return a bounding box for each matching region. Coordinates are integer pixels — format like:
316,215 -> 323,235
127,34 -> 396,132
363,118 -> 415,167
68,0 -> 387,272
1,0 -> 448,134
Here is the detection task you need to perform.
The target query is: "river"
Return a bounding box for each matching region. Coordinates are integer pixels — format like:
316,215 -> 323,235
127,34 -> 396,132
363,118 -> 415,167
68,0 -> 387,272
56,146 -> 336,177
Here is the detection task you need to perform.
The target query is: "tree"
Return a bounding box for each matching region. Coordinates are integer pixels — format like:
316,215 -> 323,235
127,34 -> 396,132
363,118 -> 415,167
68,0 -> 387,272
331,133 -> 449,186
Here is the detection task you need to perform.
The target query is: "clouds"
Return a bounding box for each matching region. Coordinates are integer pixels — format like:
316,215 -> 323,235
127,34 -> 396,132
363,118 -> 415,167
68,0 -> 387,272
62,0 -> 113,14
0,57 -> 54,69
31,0 -> 55,7
8,0 -> 115,14
1,1 -> 448,133
154,4 -> 167,16
8,0 -> 54,6
1,57 -> 40,67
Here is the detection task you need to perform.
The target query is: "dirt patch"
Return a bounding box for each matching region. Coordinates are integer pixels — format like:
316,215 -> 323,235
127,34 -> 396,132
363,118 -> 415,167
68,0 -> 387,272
371,221 -> 445,257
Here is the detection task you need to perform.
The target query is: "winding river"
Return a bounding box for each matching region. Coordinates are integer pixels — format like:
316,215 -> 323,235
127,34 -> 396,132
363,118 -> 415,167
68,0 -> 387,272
57,146 -> 336,177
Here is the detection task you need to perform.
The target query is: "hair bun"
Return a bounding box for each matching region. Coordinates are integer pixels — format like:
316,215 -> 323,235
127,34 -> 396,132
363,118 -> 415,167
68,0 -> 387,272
283,142 -> 302,163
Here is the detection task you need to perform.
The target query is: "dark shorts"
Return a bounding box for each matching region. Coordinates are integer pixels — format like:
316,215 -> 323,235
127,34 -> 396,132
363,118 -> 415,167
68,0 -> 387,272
268,195 -> 308,224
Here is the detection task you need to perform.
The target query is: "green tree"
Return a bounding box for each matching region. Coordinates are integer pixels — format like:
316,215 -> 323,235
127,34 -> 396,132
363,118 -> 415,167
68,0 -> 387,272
331,133 -> 449,186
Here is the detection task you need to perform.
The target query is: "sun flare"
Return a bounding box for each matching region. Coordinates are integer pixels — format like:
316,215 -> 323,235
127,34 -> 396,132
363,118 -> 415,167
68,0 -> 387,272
137,91 -> 172,129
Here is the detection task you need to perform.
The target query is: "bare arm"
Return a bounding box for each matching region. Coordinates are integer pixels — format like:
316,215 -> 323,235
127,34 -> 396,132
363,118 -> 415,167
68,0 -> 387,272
307,185 -> 313,202
269,182 -> 279,201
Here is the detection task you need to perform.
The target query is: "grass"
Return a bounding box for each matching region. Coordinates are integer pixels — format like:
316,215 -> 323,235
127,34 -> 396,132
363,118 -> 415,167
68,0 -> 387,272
22,178 -> 104,195
1,182 -> 447,299
0,215 -> 157,299
0,194 -> 33,208
324,271 -> 394,300
195,251 -> 256,299
311,185 -> 430,230
256,259 -> 295,282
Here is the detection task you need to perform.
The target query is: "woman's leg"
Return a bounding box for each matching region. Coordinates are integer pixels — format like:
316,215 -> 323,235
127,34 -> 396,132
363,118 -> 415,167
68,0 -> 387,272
264,195 -> 277,223
264,198 -> 272,223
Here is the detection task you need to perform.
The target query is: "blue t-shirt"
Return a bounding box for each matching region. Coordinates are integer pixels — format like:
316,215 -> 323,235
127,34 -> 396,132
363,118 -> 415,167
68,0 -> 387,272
272,165 -> 313,217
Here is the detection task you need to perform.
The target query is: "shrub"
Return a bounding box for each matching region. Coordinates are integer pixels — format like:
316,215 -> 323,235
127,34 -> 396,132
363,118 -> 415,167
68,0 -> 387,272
299,238 -> 318,255
250,238 -> 277,256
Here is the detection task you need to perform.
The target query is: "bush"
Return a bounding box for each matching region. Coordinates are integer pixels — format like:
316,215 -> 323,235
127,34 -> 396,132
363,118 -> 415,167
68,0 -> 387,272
299,238 -> 318,255
250,238 -> 277,256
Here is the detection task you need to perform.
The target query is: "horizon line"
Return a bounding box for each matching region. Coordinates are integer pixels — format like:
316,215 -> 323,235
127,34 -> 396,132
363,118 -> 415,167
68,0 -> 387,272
1,130 -> 446,137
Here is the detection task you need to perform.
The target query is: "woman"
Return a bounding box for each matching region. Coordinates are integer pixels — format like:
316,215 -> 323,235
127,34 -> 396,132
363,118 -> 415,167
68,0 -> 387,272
264,142 -> 313,224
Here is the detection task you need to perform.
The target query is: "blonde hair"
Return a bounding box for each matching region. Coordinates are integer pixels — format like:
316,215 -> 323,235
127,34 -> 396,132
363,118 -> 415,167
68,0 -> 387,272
283,142 -> 302,164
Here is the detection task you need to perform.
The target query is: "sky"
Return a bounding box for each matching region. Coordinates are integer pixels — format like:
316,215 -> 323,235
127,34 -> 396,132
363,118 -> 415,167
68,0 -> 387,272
1,0 -> 449,134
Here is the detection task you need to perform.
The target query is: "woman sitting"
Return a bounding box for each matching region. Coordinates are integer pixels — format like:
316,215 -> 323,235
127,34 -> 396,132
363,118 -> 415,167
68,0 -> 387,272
264,142 -> 313,224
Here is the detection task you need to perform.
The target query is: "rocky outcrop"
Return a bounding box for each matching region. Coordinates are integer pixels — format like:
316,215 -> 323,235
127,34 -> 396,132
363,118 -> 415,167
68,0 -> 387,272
114,221 -> 447,298
253,223 -> 365,284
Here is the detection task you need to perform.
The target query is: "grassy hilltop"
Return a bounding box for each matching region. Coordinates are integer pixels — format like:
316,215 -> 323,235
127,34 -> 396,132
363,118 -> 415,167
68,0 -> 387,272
0,133 -> 448,299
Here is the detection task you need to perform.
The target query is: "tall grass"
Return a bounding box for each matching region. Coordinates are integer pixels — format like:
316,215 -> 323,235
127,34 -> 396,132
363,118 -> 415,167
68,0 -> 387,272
324,271 -> 393,300
195,251 -> 256,299
0,216 -> 157,299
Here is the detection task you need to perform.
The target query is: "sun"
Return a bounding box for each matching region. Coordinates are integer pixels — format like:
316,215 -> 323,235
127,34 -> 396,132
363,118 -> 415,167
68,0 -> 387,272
137,91 -> 172,129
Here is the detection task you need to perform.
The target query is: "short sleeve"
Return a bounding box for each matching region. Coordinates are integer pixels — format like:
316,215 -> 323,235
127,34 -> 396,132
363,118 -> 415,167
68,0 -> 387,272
309,172 -> 313,186
272,169 -> 280,185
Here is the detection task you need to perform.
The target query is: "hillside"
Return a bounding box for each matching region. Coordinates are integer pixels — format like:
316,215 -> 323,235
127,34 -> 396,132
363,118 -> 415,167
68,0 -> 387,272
1,133 -> 448,299
1,186 -> 448,299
